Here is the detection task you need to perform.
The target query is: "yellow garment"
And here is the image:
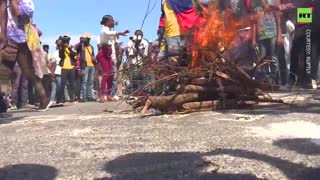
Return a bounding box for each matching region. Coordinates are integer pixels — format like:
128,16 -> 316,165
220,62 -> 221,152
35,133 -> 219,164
163,1 -> 182,38
85,46 -> 94,67
62,48 -> 74,70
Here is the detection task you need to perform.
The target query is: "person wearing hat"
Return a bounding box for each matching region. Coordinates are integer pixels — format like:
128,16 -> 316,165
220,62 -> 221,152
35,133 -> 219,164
75,33 -> 96,102
96,15 -> 129,102
57,34 -> 77,104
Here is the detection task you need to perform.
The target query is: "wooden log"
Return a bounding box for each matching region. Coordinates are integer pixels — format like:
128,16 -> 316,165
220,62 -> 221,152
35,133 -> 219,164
190,77 -> 210,86
176,84 -> 245,94
182,100 -> 238,110
147,93 -> 200,110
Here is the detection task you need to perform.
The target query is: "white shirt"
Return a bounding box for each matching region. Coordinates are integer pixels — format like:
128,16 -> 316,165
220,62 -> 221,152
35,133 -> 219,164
100,26 -> 118,62
127,39 -> 149,65
52,50 -> 61,75
41,50 -> 49,75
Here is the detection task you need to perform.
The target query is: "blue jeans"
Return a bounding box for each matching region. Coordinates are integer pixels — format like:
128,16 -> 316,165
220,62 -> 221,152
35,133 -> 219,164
255,36 -> 278,82
166,36 -> 186,57
81,66 -> 95,99
111,65 -> 117,97
51,75 -> 61,101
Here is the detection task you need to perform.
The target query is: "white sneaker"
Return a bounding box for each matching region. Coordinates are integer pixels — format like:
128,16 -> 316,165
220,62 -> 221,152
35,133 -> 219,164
38,101 -> 53,112
113,95 -> 120,100
10,105 -> 17,110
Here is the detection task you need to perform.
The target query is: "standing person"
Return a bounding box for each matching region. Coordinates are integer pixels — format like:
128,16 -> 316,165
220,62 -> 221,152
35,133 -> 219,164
57,35 -> 77,104
0,0 -> 8,50
251,0 -> 282,83
75,33 -> 96,102
97,15 -> 129,102
49,38 -> 62,104
0,0 -> 51,110
288,0 -> 319,89
127,30 -> 149,92
41,44 -> 52,99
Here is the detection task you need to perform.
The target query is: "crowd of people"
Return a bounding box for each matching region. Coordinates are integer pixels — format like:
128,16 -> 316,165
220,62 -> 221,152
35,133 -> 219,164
0,0 -> 320,113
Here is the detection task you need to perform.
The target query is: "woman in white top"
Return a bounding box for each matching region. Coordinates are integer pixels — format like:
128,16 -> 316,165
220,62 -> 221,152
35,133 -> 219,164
96,15 -> 129,102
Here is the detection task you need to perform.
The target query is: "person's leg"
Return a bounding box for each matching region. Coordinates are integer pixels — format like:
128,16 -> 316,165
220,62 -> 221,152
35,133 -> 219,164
106,74 -> 114,99
268,37 -> 279,84
67,69 -> 76,102
311,34 -> 320,83
50,77 -> 57,101
42,75 -> 51,98
117,63 -> 124,97
58,70 -> 67,103
290,25 -> 308,86
87,66 -> 95,99
81,67 -> 89,101
11,65 -> 22,107
18,73 -> 28,107
111,64 -> 117,97
55,75 -> 61,100
17,43 -> 49,108
27,80 -> 35,105
100,75 -> 107,101
255,39 -> 267,81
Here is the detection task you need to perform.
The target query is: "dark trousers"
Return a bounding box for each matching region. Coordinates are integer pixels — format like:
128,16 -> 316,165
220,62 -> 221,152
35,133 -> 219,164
277,43 -> 289,85
17,43 -> 48,106
58,69 -> 75,102
290,25 -> 320,87
42,74 -> 52,99
75,71 -> 83,100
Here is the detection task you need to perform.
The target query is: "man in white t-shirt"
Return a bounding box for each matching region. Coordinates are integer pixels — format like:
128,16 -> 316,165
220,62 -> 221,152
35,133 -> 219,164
41,44 -> 52,99
49,39 -> 62,103
127,30 -> 149,92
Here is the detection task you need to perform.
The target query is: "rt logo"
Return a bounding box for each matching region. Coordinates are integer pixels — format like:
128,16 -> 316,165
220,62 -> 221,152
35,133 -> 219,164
297,8 -> 313,24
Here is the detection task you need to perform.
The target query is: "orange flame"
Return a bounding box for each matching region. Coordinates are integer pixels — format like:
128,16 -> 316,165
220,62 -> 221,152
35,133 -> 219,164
191,5 -> 240,68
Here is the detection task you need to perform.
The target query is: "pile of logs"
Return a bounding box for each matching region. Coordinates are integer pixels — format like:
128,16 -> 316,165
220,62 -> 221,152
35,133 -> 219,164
127,54 -> 282,114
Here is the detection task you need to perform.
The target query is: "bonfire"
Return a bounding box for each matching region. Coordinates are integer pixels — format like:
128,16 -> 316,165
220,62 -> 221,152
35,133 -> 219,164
127,4 -> 282,114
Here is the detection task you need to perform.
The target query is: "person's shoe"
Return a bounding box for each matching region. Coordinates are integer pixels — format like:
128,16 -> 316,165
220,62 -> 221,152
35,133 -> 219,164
38,100 -> 53,112
113,95 -> 120,101
10,105 -> 17,110
80,98 -> 87,103
87,97 -> 96,102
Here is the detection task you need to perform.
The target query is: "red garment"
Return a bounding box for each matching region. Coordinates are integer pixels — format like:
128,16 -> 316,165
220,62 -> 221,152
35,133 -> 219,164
96,45 -> 114,96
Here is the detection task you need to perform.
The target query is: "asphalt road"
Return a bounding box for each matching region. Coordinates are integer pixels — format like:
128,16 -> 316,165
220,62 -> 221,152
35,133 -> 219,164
0,92 -> 320,180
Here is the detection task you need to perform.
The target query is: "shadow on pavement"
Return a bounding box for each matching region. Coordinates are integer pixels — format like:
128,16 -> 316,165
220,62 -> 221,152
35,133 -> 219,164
97,149 -> 320,180
98,152 -> 260,180
273,138 -> 320,155
0,114 -> 26,125
0,164 -> 58,180
206,149 -> 320,180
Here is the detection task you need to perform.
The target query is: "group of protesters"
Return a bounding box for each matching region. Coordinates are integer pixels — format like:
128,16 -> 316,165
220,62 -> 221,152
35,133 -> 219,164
1,0 -> 320,113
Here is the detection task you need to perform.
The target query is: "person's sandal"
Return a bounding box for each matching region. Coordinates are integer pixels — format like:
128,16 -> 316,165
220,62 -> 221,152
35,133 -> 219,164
107,96 -> 117,102
100,97 -> 106,103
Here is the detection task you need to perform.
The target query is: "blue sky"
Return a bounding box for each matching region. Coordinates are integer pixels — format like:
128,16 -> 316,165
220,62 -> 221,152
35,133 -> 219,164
33,0 -> 161,53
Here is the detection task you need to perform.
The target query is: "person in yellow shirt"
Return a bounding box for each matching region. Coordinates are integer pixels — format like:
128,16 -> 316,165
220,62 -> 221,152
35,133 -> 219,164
75,33 -> 96,102
57,35 -> 77,103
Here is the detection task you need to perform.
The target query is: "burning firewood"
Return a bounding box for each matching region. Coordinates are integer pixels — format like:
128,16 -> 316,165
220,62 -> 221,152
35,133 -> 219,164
125,3 -> 283,115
